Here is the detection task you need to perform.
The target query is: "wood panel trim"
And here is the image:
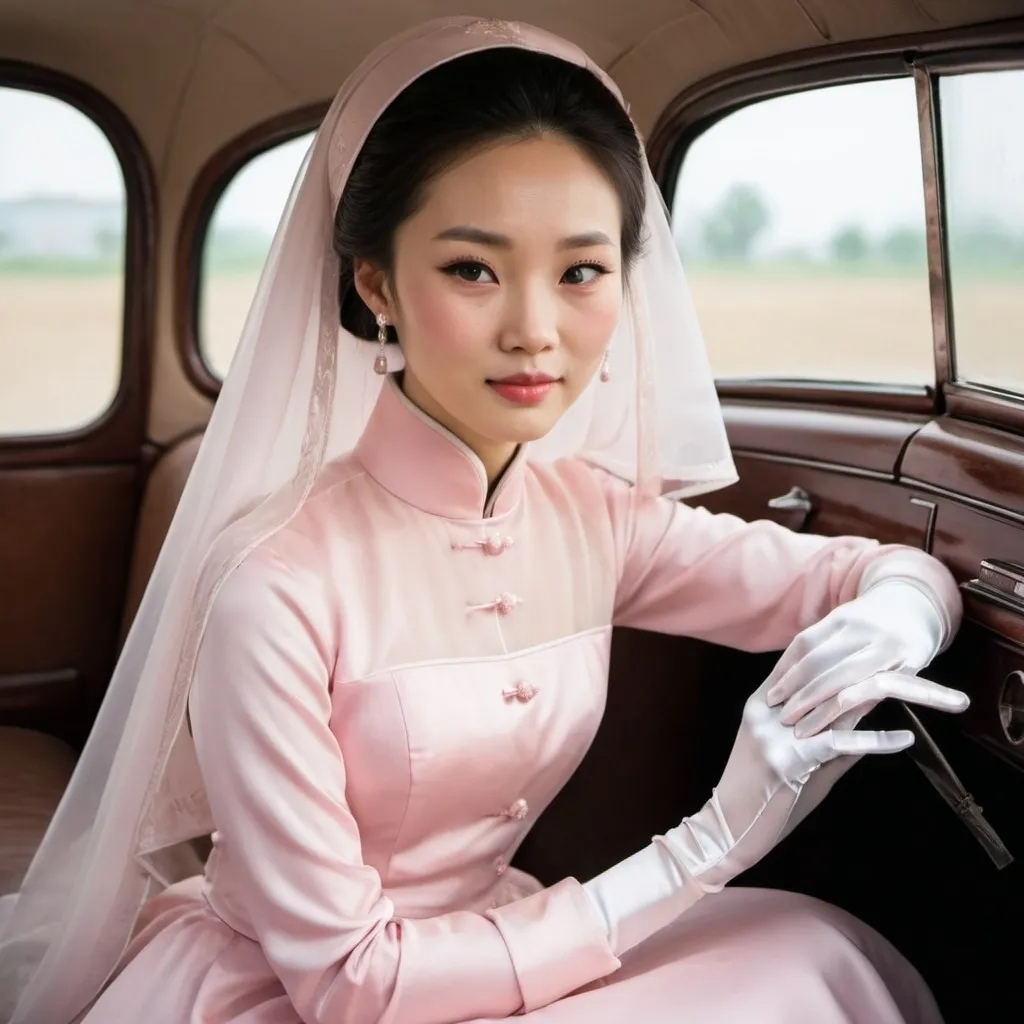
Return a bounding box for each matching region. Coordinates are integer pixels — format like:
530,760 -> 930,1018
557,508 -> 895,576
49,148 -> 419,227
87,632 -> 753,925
0,60 -> 157,467
899,416 -> 1024,521
901,478 -> 1024,528
962,590 -> 1024,649
722,401 -> 924,475
944,384 -> 1024,436
731,449 -> 892,482
174,103 -> 328,399
716,382 -> 934,414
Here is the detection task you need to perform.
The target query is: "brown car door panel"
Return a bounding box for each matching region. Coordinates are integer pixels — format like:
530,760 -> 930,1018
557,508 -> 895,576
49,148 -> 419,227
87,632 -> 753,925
637,400 -> 1024,1023
899,417 -> 1024,778
0,465 -> 140,744
703,403 -> 932,545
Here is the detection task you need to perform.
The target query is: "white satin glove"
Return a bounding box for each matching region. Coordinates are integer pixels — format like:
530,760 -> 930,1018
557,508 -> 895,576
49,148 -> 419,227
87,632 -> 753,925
583,662 -> 968,957
764,579 -> 956,738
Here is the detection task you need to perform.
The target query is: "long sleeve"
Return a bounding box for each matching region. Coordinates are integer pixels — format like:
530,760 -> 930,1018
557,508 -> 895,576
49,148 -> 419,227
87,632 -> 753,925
600,474 -> 961,651
189,548 -> 618,1024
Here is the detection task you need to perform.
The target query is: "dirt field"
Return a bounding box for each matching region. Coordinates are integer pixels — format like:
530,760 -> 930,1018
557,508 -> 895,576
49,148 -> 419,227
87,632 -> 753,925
2,272 -> 1021,436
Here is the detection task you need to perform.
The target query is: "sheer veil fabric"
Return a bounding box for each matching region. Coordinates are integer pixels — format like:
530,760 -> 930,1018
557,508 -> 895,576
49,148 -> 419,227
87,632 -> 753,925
0,17 -> 736,1023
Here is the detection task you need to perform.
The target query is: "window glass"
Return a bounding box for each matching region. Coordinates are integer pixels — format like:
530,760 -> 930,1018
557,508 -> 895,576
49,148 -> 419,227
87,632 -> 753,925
0,87 -> 126,435
940,69 -> 1024,395
199,133 -> 314,379
672,78 -> 934,386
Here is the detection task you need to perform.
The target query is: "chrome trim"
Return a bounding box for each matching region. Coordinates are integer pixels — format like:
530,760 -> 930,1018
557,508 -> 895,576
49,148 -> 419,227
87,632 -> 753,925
767,485 -> 815,513
767,486 -> 815,530
962,580 -> 1024,619
909,496 -> 938,554
912,64 -> 954,397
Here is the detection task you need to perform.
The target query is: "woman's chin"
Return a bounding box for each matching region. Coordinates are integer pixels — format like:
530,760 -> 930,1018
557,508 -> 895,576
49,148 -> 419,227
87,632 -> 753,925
487,407 -> 565,445
478,390 -> 573,442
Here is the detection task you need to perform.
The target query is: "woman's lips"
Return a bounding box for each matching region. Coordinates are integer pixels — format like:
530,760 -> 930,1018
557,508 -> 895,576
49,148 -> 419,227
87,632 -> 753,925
487,375 -> 560,407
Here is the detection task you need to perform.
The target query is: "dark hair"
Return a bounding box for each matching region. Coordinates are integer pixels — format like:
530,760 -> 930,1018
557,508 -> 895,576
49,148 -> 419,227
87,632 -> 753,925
334,48 -> 646,340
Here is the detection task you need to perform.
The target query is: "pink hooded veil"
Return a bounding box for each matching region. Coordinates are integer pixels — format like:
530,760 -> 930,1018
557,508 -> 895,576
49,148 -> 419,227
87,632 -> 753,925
0,17 -> 735,1023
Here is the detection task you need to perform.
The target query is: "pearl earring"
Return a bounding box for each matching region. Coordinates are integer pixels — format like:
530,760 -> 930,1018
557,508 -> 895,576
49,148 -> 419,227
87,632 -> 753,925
374,313 -> 389,375
599,348 -> 611,383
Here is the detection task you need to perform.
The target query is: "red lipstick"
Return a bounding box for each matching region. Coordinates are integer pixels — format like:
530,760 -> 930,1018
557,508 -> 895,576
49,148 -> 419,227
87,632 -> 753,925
487,372 -> 561,407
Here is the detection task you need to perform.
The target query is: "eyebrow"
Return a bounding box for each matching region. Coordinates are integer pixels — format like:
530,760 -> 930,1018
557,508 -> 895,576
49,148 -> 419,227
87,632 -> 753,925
433,226 -> 615,249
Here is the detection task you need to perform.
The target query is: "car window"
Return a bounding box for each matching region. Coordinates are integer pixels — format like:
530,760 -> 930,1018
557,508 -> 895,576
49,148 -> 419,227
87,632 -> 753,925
671,78 -> 934,387
0,86 -> 126,435
199,132 -> 314,379
940,68 -> 1024,395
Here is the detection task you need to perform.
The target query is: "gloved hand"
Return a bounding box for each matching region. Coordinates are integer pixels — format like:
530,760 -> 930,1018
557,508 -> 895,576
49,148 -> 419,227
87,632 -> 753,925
583,663 -> 968,957
765,579 -> 955,738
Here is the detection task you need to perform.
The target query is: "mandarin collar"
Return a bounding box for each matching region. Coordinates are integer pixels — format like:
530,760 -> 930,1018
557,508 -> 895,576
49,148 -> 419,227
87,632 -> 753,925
353,375 -> 527,520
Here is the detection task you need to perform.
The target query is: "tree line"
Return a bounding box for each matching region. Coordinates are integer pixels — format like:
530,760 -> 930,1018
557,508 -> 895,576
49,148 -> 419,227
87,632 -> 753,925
681,183 -> 1024,271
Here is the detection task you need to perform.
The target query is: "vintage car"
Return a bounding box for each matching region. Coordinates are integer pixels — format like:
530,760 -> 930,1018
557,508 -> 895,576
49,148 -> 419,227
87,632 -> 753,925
1,2 -> 1022,1020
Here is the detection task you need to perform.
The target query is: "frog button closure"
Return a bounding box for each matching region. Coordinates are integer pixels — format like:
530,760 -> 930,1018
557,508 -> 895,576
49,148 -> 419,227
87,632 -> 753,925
468,592 -> 522,617
451,533 -> 513,556
503,682 -> 538,704
500,798 -> 529,821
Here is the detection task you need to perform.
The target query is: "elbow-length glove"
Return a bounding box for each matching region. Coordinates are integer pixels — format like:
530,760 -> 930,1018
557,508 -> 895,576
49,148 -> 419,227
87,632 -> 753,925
583,582 -> 967,957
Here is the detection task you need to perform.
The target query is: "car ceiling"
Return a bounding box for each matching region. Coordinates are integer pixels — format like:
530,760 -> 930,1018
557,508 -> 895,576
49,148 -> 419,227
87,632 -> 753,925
2,0 -> 1022,182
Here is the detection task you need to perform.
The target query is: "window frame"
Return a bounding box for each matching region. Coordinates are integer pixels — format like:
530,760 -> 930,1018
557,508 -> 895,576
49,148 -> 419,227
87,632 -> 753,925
176,104 -> 325,398
649,17 -> 1024,425
920,47 -> 1024,435
0,60 -> 156,465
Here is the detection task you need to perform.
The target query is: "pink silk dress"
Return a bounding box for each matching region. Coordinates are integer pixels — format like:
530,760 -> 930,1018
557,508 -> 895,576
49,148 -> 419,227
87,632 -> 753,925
81,377 -> 953,1024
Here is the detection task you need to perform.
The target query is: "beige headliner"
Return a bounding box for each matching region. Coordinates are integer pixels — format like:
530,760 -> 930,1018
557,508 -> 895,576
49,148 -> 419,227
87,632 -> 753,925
2,0 -> 1021,440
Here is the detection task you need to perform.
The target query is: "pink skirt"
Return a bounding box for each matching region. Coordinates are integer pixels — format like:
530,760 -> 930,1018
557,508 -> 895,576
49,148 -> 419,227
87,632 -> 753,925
81,882 -> 941,1023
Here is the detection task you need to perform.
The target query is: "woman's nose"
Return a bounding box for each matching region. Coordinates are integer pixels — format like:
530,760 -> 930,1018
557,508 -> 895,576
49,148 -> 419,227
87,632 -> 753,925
501,281 -> 559,353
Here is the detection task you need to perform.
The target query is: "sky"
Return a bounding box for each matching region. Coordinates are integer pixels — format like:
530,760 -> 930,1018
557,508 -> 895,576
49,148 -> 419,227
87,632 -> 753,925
2,69 -> 1022,249
676,72 -> 1024,256
0,89 -> 125,202
676,77 -> 926,255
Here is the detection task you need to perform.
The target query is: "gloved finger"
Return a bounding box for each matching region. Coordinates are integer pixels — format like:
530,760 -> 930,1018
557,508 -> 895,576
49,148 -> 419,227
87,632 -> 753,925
760,617 -> 845,699
764,630 -> 864,707
871,672 -> 970,712
794,672 -> 969,739
831,707 -> 870,731
794,697 -> 881,739
761,639 -> 817,704
803,727 -> 915,763
777,645 -> 899,725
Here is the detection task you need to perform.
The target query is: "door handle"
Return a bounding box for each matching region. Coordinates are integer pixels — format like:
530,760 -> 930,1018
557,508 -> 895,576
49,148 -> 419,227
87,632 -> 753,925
767,486 -> 815,530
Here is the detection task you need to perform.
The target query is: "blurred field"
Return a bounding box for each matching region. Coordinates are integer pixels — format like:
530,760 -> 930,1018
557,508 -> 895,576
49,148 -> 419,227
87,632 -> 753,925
2,271 -> 1022,436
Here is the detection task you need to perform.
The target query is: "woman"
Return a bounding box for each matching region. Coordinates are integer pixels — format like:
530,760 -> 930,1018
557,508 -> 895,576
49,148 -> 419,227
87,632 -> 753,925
0,18 -> 969,1024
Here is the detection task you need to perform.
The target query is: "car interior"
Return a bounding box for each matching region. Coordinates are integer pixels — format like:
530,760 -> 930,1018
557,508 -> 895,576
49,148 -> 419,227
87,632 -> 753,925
1,2 -> 1023,1020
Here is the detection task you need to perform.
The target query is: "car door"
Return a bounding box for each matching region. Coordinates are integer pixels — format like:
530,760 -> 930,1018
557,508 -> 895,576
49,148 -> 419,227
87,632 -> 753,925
0,64 -> 154,746
568,37 -> 1024,1024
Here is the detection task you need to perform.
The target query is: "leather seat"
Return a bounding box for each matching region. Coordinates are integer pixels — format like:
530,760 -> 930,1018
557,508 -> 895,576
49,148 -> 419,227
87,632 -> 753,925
0,432 -> 203,894
0,727 -> 78,893
120,433 -> 203,639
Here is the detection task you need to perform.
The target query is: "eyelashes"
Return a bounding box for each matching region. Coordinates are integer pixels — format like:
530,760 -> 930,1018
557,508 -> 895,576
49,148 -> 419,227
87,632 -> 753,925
441,260 -> 496,284
562,261 -> 612,286
439,258 -> 614,285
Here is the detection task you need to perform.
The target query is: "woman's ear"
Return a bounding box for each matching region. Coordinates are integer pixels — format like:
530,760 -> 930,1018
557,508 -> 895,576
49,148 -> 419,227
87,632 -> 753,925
352,259 -> 391,320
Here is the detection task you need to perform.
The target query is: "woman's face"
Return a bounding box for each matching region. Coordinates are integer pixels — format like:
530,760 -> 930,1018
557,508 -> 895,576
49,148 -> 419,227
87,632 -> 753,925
357,134 -> 625,481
